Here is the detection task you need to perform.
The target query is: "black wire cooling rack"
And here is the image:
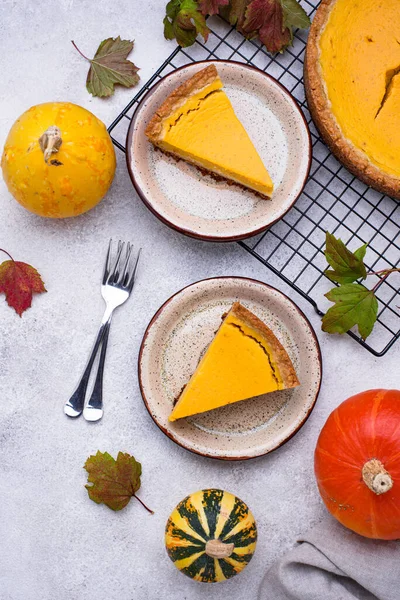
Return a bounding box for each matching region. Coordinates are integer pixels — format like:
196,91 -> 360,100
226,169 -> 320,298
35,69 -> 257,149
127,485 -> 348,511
108,1 -> 400,357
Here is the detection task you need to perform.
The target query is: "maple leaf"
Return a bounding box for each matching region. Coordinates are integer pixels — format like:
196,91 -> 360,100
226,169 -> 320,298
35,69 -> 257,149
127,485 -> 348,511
72,37 -> 140,98
0,250 -> 46,317
243,0 -> 291,53
84,451 -> 153,513
322,283 -> 379,340
321,232 -> 399,339
325,232 -> 368,285
164,0 -> 209,47
199,0 -> 229,16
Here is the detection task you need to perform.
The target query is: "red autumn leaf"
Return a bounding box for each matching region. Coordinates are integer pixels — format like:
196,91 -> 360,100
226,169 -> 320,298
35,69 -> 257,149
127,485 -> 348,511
199,0 -> 229,16
0,251 -> 46,316
243,0 -> 291,53
226,0 -> 251,27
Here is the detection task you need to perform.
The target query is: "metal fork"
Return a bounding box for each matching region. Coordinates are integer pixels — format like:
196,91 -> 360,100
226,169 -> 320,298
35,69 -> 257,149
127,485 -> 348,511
64,240 -> 141,420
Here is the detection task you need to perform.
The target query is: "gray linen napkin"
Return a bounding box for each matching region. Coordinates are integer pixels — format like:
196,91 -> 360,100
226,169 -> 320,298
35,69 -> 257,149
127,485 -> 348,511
258,518 -> 400,600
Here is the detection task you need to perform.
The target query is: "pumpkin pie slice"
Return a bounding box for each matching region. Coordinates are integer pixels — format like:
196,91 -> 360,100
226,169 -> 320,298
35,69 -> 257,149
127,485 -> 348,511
305,0 -> 400,199
169,302 -> 299,422
145,65 -> 274,198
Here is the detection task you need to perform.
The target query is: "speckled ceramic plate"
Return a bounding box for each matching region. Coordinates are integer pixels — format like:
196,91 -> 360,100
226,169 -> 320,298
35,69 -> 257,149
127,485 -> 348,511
126,60 -> 311,242
139,277 -> 322,460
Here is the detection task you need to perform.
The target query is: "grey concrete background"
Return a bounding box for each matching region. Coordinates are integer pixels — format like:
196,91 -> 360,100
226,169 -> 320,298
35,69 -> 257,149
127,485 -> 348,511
0,1 -> 399,599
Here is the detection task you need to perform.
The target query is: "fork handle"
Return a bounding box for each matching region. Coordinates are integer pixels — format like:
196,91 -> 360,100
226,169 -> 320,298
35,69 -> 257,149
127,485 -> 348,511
82,319 -> 111,422
64,307 -> 113,418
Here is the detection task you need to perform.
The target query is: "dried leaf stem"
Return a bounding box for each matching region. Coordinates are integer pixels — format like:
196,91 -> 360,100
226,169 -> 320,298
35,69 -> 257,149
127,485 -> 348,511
133,494 -> 154,514
71,40 -> 90,61
0,249 -> 14,261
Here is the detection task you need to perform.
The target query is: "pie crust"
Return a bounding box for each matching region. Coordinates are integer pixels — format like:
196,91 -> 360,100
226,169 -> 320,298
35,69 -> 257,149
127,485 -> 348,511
145,64 -> 218,143
304,0 -> 400,200
229,302 -> 300,389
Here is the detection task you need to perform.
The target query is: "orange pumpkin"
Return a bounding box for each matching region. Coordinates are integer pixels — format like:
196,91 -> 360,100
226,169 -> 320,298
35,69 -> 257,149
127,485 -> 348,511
315,389 -> 400,540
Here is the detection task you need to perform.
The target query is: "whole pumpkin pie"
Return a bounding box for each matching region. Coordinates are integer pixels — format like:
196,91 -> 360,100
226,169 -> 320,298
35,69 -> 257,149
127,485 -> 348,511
145,65 -> 274,198
169,302 -> 299,421
305,0 -> 400,199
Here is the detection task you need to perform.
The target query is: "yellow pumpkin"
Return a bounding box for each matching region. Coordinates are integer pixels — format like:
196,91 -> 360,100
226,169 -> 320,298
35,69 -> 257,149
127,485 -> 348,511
1,102 -> 116,218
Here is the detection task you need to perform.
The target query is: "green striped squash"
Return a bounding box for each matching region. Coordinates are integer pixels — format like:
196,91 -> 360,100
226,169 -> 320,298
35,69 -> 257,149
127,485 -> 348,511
165,489 -> 257,583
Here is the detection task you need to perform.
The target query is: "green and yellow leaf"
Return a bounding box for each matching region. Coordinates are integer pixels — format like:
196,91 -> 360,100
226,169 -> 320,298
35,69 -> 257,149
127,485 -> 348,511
324,231 -> 367,284
322,283 -> 379,340
84,451 -> 153,513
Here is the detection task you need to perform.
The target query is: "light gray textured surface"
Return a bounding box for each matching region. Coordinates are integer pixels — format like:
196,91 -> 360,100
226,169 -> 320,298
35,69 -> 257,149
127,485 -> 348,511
0,2 -> 399,599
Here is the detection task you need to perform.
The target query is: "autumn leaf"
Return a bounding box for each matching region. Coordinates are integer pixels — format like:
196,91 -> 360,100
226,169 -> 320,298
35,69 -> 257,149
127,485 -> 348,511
84,451 -> 153,513
164,0 -> 209,47
322,232 -> 400,339
163,0 -> 309,52
243,0 -> 291,52
322,283 -> 379,340
72,37 -> 140,98
325,232 -> 367,285
199,0 -> 229,16
0,249 -> 46,316
281,0 -> 310,31
222,0 -> 250,27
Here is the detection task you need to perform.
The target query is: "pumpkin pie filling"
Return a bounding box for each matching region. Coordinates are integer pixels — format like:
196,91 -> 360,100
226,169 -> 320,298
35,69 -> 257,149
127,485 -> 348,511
169,302 -> 299,422
305,0 -> 400,198
318,0 -> 400,179
145,65 -> 274,198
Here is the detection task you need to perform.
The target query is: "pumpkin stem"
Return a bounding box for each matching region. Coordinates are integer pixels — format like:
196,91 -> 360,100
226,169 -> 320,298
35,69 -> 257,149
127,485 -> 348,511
362,459 -> 393,495
39,126 -> 62,164
205,539 -> 234,559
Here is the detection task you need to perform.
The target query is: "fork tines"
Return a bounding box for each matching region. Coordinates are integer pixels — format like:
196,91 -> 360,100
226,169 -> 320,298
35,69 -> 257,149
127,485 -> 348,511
104,240 -> 141,290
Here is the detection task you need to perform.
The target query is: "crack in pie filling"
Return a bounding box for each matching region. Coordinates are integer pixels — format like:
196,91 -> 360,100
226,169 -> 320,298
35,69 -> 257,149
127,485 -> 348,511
145,65 -> 274,198
305,0 -> 400,199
